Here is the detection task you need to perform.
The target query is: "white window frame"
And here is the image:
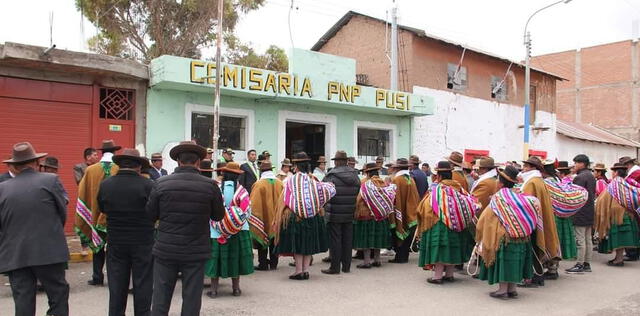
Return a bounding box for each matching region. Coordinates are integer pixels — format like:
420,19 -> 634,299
184,103 -> 255,161
278,110 -> 337,167
353,120 -> 397,164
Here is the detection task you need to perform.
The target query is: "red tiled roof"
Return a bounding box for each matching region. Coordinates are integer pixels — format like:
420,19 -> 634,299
556,120 -> 640,148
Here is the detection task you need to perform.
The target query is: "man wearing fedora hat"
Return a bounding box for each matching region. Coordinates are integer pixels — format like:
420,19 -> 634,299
148,153 -> 168,181
375,156 -> 389,176
313,155 -> 327,181
389,158 -> 420,263
322,151 -> 361,274
97,149 -> 155,316
238,149 -> 259,194
0,142 -> 70,316
471,157 -> 498,212
40,156 -> 60,174
76,139 -> 121,286
520,156 -> 560,287
277,158 -> 293,181
446,151 -> 469,191
409,155 -> 428,198
147,141 -> 225,315
250,161 -> 284,271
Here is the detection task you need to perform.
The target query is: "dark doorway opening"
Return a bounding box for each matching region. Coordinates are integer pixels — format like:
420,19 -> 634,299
286,121 -> 325,170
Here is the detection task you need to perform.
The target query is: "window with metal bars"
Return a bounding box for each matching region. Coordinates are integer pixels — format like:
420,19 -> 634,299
99,88 -> 135,120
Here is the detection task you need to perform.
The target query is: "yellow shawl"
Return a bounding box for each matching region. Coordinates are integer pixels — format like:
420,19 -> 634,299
354,176 -> 386,219
475,206 -> 508,266
523,176 -> 560,260
249,177 -> 284,246
594,189 -> 628,239
472,178 -> 497,215
453,171 -> 469,191
390,173 -> 420,240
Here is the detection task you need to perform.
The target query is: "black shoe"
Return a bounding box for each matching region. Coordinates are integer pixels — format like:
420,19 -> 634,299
443,276 -> 455,282
322,256 -> 331,263
508,291 -> 518,298
543,271 -> 559,280
254,265 -> 269,271
289,273 -> 306,280
607,259 -> 624,267
426,277 -> 443,285
87,279 -> 104,286
206,290 -> 217,298
489,291 -> 509,300
582,262 -> 592,272
321,268 -> 340,275
565,263 -> 584,274
517,282 -> 538,288
303,272 -> 309,280
342,266 -> 350,273
532,275 -> 545,286
357,263 -> 372,269
232,288 -> 242,297
372,261 -> 382,267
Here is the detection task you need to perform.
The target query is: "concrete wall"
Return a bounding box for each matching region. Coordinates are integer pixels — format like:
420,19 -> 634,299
532,40 -> 640,141
556,134 -> 637,176
412,86 -> 557,166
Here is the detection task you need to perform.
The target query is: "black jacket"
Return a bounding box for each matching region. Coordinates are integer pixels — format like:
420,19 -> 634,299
0,172 -> 12,184
572,168 -> 596,226
98,170 -> 155,245
323,166 -> 361,223
238,162 -> 259,194
0,168 -> 69,273
148,168 -> 168,181
146,166 -> 225,262
411,168 -> 429,198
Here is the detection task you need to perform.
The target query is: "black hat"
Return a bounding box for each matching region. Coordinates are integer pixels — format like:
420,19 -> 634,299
199,159 -> 214,172
434,161 -> 453,172
522,156 -> 544,171
3,142 -> 47,164
40,156 -> 59,169
556,161 -> 571,170
619,156 -> 636,165
292,152 -> 311,162
361,162 -> 381,172
169,141 -> 207,161
393,158 -> 410,168
99,139 -> 121,152
573,154 -> 590,165
113,148 -> 151,169
498,166 -> 519,183
331,151 -> 348,161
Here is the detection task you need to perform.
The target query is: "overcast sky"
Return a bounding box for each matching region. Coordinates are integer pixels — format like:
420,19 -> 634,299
1,0 -> 639,61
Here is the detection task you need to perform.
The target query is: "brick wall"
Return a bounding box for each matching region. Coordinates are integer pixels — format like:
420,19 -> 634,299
317,14 -> 557,114
532,40 -> 640,141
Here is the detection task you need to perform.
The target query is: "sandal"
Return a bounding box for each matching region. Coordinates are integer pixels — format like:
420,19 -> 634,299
289,273 -> 305,280
607,259 -> 624,267
489,291 -> 509,300
426,277 -> 443,285
206,291 -> 217,299
357,263 -> 372,269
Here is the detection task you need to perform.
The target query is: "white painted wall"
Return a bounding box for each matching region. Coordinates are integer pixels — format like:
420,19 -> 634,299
412,86 -> 557,166
556,134 -> 637,174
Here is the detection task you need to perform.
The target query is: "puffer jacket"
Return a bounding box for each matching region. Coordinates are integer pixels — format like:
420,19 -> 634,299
572,168 -> 596,226
323,166 -> 361,223
147,166 -> 225,262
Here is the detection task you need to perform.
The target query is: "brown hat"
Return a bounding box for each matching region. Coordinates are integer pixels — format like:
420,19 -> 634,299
199,159 -> 214,172
434,161 -> 453,172
393,158 -> 410,168
40,156 -> 59,169
331,151 -> 348,161
260,162 -> 273,171
556,161 -> 571,170
113,148 -> 151,169
262,150 -> 271,157
593,163 -> 607,171
206,148 -> 214,154
446,151 -> 465,168
99,139 -> 121,152
223,148 -> 235,155
3,142 -> 47,164
384,163 -> 394,168
611,162 -> 627,170
151,153 -> 163,161
475,157 -> 496,169
522,156 -> 544,171
292,152 -> 311,162
619,156 -> 636,165
361,162 -> 381,172
216,161 -> 244,174
347,156 -> 357,163
317,156 -> 327,163
498,166 -> 519,183
409,155 -> 421,165
375,156 -> 384,162
281,158 -> 292,166
170,141 -> 207,161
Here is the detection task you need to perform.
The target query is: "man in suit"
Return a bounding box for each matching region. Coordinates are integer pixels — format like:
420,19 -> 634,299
239,149 -> 259,194
149,153 -> 168,180
73,147 -> 99,185
0,163 -> 16,183
147,141 -> 225,316
99,149 -> 155,316
0,142 -> 70,316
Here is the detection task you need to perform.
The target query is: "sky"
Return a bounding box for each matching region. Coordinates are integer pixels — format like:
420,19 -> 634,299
1,0 -> 639,62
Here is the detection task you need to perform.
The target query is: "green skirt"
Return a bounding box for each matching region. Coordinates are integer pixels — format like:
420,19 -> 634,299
274,215 -> 329,256
418,221 -> 470,266
555,216 -> 577,259
353,219 -> 392,249
479,240 -> 533,284
205,231 -> 254,278
598,213 -> 640,253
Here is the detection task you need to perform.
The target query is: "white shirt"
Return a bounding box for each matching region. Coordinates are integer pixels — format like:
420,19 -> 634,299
396,169 -> 411,177
520,170 -> 542,189
260,171 -> 276,180
471,168 -> 497,192
100,152 -> 114,163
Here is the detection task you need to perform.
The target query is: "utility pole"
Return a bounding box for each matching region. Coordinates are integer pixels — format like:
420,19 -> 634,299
390,2 -> 398,91
212,0 -> 223,165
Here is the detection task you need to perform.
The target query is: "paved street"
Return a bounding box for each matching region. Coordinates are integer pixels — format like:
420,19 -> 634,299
1,251 -> 639,316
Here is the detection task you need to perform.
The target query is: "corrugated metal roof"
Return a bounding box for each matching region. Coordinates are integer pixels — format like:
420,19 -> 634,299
556,120 -> 640,148
310,11 -> 566,81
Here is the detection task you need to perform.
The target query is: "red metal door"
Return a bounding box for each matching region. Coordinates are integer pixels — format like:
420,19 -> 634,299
0,76 -> 93,234
93,87 -> 135,150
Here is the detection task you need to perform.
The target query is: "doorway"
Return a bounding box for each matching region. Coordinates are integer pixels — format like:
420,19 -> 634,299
286,121 -> 325,169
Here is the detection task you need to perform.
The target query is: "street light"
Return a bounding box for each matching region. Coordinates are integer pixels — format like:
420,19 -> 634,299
522,0 -> 572,159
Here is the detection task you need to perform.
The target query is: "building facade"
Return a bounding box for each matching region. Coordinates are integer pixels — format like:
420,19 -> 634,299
146,49 -> 433,172
532,40 -> 640,142
0,42 -> 148,233
312,11 -> 561,163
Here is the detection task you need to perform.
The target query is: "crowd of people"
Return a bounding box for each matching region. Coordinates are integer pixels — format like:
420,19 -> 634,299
1,140 -> 640,316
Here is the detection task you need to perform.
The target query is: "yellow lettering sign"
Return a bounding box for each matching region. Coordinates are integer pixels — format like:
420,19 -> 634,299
207,63 -> 216,84
249,69 -> 264,91
301,78 -> 312,97
264,73 -> 277,93
375,90 -> 385,107
278,73 -> 291,95
223,65 -> 238,88
190,61 -> 205,83
327,82 -> 339,100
